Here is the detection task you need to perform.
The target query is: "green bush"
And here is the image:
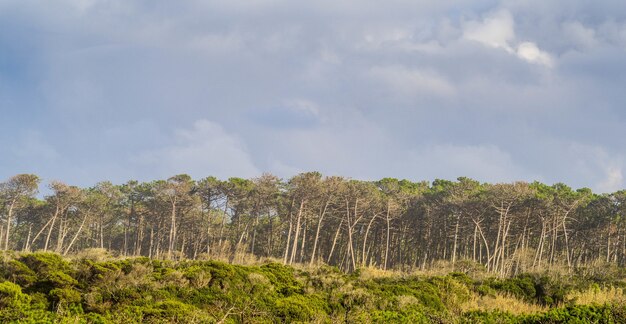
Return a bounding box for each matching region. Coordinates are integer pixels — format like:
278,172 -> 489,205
3,253 -> 626,323
3,260 -> 37,286
274,294 -> 328,322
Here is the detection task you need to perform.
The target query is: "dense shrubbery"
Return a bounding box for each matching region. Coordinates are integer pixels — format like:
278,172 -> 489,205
1,252 -> 626,323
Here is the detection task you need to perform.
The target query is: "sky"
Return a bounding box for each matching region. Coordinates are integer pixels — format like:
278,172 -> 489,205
1,0 -> 626,192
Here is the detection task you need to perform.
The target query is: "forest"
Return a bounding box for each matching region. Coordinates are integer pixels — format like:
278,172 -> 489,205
3,173 -> 626,322
1,172 -> 625,274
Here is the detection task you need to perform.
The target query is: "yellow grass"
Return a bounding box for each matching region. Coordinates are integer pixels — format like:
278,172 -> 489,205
462,293 -> 547,315
358,266 -> 406,281
567,286 -> 626,306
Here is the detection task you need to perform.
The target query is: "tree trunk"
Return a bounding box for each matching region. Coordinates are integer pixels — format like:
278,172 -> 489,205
362,214 -> 378,268
327,219 -> 344,264
283,198 -> 295,264
289,200 -> 305,265
168,200 -> 177,260
64,211 -> 89,255
384,201 -> 391,270
452,211 -> 461,264
44,206 -> 61,252
310,200 -> 330,266
4,201 -> 15,250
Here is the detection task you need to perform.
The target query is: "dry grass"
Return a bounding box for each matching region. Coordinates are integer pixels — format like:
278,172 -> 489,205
567,286 -> 626,306
411,260 -> 455,277
358,266 -> 406,281
68,248 -> 116,261
462,293 -> 547,315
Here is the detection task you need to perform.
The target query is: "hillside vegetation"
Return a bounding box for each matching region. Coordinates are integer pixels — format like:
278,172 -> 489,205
2,251 -> 626,323
2,173 -> 626,276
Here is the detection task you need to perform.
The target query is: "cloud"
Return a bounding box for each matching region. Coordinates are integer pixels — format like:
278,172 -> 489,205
463,10 -> 516,50
250,99 -> 322,129
566,143 -> 625,192
463,9 -> 553,66
516,41 -> 553,66
368,65 -> 455,97
132,120 -> 260,179
405,144 -> 533,183
1,0 -> 626,193
562,21 -> 597,49
597,166 -> 623,193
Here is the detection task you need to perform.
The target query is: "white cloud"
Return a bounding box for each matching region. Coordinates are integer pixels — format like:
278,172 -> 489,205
562,21 -> 597,49
463,9 -> 515,51
369,65 -> 455,97
568,143 -> 624,193
516,42 -> 553,66
405,144 -> 533,183
597,166 -> 623,193
463,9 -> 553,67
3,0 -> 626,192
132,120 -> 259,179
188,32 -> 245,54
283,99 -> 320,117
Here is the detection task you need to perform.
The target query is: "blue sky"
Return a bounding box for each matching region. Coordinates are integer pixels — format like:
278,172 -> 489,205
1,0 -> 626,192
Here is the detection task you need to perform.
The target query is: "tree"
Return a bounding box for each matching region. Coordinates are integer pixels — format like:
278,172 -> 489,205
155,175 -> 194,260
0,174 -> 39,250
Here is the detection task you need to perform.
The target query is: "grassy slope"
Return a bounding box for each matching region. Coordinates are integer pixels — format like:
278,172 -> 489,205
1,251 -> 626,323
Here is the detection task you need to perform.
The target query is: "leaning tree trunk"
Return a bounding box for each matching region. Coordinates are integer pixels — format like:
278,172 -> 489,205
310,200 -> 330,266
384,202 -> 391,270
44,206 -> 61,252
168,199 -> 177,260
64,211 -> 89,255
362,214 -> 379,268
289,200 -> 305,265
4,201 -> 15,250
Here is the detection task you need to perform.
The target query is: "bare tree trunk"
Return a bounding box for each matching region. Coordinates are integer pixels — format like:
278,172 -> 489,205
218,198 -> 229,249
310,200 -> 330,266
289,200 -> 305,265
472,218 -> 491,272
327,219 -> 344,264
473,224 -> 478,262
44,207 -> 61,252
347,199 -> 358,271
23,225 -> 32,252
148,227 -> 154,259
55,217 -> 66,253
299,220 -> 307,263
452,211 -> 461,264
64,211 -> 89,255
362,214 -> 379,268
135,214 -> 144,256
99,214 -> 104,249
4,202 -> 15,250
607,234 -> 611,263
30,214 -> 55,251
384,202 -> 391,270
168,200 -> 177,260
283,199 -> 295,264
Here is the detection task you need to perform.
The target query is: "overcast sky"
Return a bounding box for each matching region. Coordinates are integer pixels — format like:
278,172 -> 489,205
1,0 -> 626,192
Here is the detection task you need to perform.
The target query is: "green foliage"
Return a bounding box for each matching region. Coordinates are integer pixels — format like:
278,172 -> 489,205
2,253 -> 626,323
274,294 -> 328,322
3,259 -> 37,286
481,274 -> 538,302
0,281 -> 53,322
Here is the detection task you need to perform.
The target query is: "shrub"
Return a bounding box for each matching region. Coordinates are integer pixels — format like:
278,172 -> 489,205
274,294 -> 328,322
3,260 -> 37,287
0,281 -> 31,308
49,287 -> 82,314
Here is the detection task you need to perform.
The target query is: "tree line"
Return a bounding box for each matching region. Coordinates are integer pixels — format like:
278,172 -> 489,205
1,173 -> 625,275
